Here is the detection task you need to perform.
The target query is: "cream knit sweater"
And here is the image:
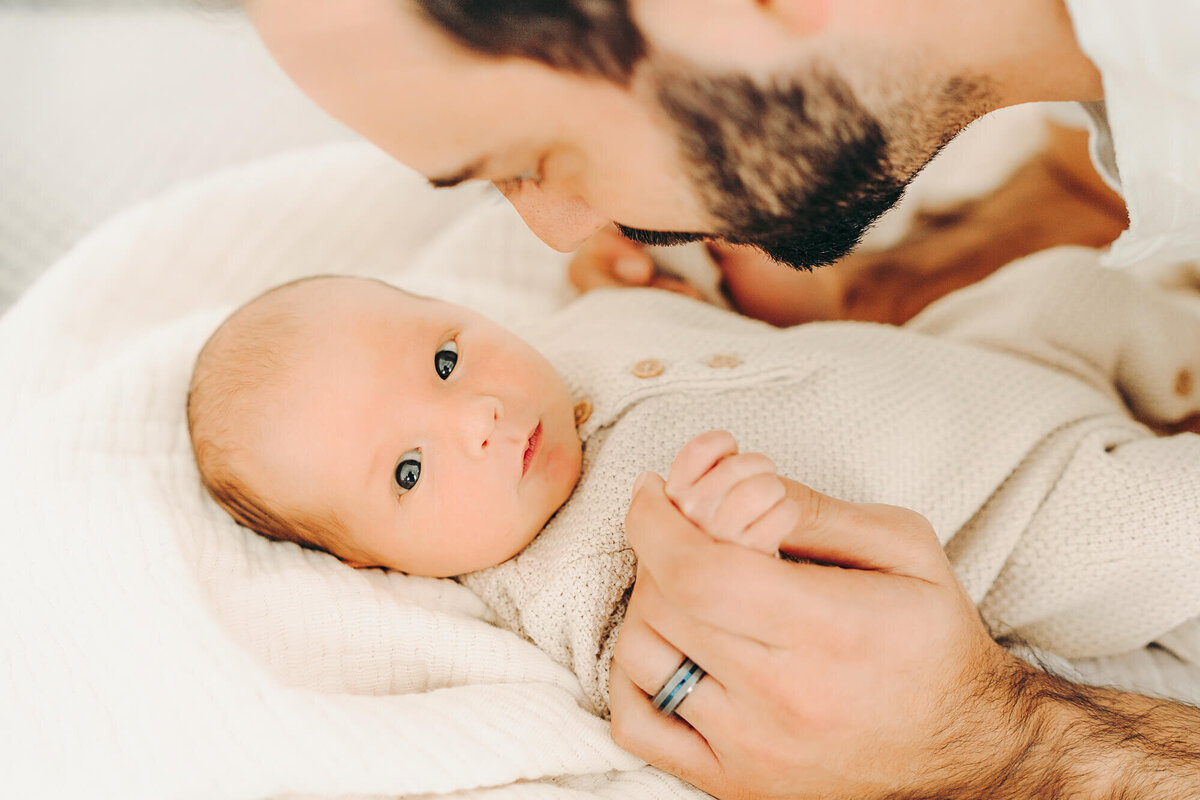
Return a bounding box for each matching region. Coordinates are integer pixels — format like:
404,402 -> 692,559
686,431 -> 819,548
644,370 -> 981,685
462,247 -> 1200,716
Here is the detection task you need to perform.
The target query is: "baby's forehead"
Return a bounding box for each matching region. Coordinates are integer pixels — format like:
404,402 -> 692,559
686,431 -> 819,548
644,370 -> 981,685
268,275 -> 405,312
238,277 -> 418,335
269,277 -> 445,352
221,278 -> 479,383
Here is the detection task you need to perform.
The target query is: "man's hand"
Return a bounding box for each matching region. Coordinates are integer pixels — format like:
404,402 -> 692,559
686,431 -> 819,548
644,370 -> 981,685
664,430 -> 799,556
568,224 -> 703,299
610,473 -> 1200,800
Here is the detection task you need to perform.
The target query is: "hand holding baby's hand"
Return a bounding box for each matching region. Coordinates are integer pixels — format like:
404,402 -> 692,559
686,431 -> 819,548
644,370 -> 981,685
664,430 -> 799,555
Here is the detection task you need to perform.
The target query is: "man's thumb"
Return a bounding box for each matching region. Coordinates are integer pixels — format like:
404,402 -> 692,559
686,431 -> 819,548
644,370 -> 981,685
631,470 -> 663,500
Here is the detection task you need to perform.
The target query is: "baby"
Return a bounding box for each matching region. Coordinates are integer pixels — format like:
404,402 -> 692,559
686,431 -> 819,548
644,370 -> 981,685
188,247 -> 1200,714
187,275 -> 793,578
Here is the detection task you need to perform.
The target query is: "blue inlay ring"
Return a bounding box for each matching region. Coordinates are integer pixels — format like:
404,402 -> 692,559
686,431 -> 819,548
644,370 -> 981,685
651,657 -> 705,717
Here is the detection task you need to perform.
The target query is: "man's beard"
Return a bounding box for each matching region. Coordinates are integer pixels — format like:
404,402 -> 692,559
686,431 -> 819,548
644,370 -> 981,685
618,65 -> 963,271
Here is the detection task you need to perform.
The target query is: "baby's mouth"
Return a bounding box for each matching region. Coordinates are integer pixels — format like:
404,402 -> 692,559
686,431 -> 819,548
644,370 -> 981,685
522,421 -> 543,477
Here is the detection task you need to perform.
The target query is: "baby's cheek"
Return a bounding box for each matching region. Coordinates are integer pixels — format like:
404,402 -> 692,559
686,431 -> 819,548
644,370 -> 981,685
461,487 -> 531,569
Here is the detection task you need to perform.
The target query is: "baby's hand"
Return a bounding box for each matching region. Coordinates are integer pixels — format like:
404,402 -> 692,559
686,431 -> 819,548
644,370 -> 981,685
664,430 -> 799,555
568,225 -> 703,299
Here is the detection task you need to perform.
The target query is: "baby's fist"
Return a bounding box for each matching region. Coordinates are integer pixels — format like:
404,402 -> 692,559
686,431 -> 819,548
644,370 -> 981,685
664,430 -> 798,555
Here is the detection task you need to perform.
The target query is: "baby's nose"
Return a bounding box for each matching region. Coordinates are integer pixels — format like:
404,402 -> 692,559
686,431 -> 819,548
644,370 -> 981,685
459,395 -> 501,455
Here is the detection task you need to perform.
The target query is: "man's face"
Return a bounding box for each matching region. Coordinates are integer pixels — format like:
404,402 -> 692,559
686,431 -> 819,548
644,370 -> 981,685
249,0 -> 949,269
250,0 -> 708,251
242,278 -> 583,578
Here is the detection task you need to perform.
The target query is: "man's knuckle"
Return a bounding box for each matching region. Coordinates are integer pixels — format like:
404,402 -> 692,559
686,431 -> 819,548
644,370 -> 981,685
793,485 -> 827,531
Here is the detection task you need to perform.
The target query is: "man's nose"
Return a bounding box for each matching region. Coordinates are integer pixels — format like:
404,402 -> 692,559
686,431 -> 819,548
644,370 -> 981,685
498,180 -> 609,252
457,395 -> 502,457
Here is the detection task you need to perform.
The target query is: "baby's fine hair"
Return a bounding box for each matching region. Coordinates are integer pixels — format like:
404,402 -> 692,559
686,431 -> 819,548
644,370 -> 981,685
187,277 -> 346,554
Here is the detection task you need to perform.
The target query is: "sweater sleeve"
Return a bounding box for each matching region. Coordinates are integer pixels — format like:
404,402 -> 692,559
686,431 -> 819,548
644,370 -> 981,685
906,246 -> 1200,428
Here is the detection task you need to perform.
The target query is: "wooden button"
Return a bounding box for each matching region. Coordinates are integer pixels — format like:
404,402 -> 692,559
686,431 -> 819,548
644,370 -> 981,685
631,358 -> 665,379
573,399 -> 593,427
1175,369 -> 1194,397
706,353 -> 742,369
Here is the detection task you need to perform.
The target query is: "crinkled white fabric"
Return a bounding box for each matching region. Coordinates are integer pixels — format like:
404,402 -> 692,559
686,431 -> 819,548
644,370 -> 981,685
1064,0 -> 1200,269
0,142 -> 701,800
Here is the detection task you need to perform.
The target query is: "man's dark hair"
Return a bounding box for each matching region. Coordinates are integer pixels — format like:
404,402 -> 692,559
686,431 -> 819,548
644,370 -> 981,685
412,0 -> 646,85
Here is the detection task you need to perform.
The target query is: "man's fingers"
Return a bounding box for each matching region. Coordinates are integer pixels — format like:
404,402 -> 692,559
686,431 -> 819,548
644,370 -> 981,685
612,602 -> 728,731
778,478 -> 947,579
632,556 -> 786,665
609,663 -> 723,788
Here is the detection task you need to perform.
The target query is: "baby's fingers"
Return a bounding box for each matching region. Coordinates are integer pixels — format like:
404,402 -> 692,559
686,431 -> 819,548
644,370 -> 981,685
666,430 -> 738,501
707,474 -> 789,551
672,451 -> 778,529
738,496 -> 800,555
649,274 -> 705,300
568,225 -> 654,294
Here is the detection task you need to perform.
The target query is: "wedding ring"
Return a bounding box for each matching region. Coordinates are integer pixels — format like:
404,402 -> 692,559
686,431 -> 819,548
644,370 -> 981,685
651,657 -> 705,717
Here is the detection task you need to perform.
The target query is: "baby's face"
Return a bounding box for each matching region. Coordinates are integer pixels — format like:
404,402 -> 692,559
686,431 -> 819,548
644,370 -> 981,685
245,279 -> 583,577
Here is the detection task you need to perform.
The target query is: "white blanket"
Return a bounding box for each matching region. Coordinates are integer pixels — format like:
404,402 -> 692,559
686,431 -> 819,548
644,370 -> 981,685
0,143 -> 702,800
2,142 -> 1197,800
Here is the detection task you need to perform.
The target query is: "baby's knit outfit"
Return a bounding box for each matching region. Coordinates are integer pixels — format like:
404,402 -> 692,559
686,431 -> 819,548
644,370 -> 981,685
460,247 -> 1200,716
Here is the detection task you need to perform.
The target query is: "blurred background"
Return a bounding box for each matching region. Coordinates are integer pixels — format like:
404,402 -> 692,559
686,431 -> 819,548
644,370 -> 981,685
0,0 -> 354,314
2,1 -> 1059,319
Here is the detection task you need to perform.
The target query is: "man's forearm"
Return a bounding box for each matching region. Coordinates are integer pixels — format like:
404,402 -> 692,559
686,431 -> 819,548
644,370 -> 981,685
925,658 -> 1200,800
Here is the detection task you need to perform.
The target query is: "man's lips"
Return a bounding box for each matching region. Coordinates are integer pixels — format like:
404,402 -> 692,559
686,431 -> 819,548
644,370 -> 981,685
522,421 -> 542,477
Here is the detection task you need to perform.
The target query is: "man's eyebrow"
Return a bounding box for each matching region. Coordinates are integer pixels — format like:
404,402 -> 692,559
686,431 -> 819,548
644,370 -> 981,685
426,159 -> 487,189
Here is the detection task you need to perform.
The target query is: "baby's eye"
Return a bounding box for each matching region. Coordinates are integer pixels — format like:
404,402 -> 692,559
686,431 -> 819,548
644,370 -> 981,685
394,449 -> 422,494
435,340 -> 458,380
